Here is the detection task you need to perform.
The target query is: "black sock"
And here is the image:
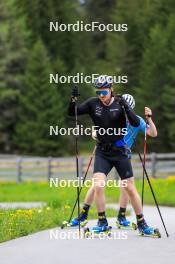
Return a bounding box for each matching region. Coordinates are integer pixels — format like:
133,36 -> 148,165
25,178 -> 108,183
98,212 -> 108,226
136,214 -> 144,223
82,203 -> 90,214
118,207 -> 126,218
98,211 -> 106,220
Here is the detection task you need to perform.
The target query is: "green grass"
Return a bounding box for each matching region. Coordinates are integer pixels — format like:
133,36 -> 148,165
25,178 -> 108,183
0,178 -> 174,206
106,177 -> 175,207
0,181 -> 118,243
0,206 -> 116,243
0,177 -> 174,242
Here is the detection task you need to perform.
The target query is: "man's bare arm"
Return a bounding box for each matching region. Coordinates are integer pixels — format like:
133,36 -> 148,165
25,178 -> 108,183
145,107 -> 157,137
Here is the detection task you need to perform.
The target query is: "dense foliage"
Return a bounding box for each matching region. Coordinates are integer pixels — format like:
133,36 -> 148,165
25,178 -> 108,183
0,0 -> 175,155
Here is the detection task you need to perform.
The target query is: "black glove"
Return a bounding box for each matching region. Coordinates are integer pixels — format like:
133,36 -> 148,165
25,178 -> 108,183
116,94 -> 129,110
71,85 -> 80,99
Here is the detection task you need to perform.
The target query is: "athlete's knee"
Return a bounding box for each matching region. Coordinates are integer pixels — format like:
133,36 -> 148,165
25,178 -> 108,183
95,185 -> 104,196
93,172 -> 106,194
125,177 -> 136,195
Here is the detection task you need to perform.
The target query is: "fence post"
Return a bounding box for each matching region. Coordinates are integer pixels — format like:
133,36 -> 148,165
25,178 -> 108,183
48,157 -> 52,181
17,157 -> 23,183
151,152 -> 157,178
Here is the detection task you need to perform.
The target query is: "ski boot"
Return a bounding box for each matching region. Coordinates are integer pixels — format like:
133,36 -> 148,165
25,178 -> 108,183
61,210 -> 88,228
116,216 -> 137,230
138,219 -> 161,238
84,218 -> 112,238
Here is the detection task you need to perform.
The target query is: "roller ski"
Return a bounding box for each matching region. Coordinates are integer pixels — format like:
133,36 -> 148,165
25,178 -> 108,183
138,219 -> 161,238
61,210 -> 88,229
116,216 -> 137,230
84,216 -> 112,238
84,225 -> 112,238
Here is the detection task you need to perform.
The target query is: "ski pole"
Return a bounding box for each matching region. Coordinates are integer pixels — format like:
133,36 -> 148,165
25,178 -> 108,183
122,105 -> 169,237
61,145 -> 96,229
72,85 -> 81,234
141,115 -> 148,206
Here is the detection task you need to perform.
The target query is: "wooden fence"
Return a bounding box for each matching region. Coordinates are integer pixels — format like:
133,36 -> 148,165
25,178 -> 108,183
0,153 -> 175,182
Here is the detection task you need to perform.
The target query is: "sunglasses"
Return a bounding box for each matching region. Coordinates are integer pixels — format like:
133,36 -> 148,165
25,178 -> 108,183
96,90 -> 109,96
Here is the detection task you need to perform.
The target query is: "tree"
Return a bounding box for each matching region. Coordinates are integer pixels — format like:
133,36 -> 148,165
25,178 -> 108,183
14,40 -> 66,156
85,0 -> 117,61
136,14 -> 175,151
0,1 -> 27,152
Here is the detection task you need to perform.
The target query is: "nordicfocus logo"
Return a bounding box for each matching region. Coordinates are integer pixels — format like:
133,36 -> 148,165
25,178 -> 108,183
49,125 -> 128,137
49,21 -> 128,32
50,73 -> 128,84
49,229 -> 128,240
49,179 -> 128,189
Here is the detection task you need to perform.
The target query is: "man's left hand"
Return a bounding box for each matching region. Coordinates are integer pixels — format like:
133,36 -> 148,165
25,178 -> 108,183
145,107 -> 152,117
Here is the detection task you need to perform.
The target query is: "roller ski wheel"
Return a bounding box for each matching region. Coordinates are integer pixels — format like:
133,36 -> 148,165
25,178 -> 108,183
84,226 -> 112,238
61,221 -> 70,229
116,218 -> 137,230
131,222 -> 138,230
154,228 -> 161,238
83,227 -> 91,238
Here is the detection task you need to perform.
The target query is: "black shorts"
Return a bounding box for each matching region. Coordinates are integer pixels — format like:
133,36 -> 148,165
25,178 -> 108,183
93,146 -> 133,180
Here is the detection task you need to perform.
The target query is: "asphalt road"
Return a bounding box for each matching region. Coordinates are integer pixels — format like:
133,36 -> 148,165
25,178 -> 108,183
0,206 -> 175,264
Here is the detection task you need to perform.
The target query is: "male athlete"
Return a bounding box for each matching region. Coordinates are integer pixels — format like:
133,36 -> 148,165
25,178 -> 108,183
68,94 -> 157,230
68,75 -> 159,235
